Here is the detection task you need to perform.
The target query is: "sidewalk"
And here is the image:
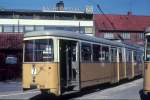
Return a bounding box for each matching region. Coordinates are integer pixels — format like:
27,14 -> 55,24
0,79 -> 22,93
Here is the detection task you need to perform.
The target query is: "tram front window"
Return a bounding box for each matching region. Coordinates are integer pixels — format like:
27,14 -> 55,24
24,39 -> 53,62
146,36 -> 150,61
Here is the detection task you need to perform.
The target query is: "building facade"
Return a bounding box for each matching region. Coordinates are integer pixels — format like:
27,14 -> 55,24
94,13 -> 150,46
0,2 -> 94,80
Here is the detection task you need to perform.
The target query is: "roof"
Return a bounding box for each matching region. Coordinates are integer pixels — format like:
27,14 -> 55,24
94,14 -> 150,32
0,9 -> 91,15
24,30 -> 143,50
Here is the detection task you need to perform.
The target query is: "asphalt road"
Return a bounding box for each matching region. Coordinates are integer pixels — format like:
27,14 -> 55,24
0,78 -> 143,100
73,78 -> 143,100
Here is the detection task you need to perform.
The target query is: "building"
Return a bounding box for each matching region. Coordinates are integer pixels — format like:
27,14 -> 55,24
94,13 -> 150,46
0,1 -> 94,80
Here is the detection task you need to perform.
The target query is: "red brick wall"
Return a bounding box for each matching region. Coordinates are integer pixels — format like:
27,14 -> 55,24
0,33 -> 23,49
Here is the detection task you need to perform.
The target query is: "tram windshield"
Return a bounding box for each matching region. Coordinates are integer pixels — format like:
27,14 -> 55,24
24,39 -> 53,62
145,36 -> 150,61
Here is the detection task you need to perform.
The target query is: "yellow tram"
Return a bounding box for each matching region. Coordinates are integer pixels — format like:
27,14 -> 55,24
144,27 -> 150,95
22,30 -> 143,96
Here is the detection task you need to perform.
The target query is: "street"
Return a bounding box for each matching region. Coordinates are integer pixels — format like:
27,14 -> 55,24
73,78 -> 143,100
0,78 -> 143,100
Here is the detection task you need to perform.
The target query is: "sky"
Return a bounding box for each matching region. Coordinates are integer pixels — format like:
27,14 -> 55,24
0,0 -> 150,16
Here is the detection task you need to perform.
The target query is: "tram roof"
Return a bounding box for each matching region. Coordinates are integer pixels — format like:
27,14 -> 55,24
24,30 -> 143,51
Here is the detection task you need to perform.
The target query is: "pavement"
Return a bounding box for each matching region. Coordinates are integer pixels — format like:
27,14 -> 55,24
0,78 -> 144,100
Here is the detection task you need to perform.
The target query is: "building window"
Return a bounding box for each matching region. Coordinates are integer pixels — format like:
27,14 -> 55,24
14,26 -> 19,33
14,26 -> 24,33
3,25 -> 13,32
139,33 -> 144,40
0,26 -> 2,32
121,33 -> 130,39
85,27 -> 93,34
25,26 -> 34,32
35,26 -> 44,31
19,26 -> 24,33
104,32 -> 114,39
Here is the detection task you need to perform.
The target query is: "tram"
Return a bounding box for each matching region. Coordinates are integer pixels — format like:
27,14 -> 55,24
22,30 -> 143,96
144,27 -> 150,95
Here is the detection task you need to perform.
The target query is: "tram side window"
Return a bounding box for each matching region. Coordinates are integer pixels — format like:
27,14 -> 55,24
102,46 -> 110,62
93,44 -> 101,62
72,43 -> 77,61
134,51 -> 137,62
137,52 -> 143,63
118,48 -> 123,62
24,40 -> 34,62
111,47 -> 117,62
126,50 -> 132,62
34,39 -> 53,62
81,43 -> 91,62
24,39 -> 53,62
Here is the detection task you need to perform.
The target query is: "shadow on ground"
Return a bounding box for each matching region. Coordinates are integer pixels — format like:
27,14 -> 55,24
139,89 -> 150,100
30,76 -> 142,100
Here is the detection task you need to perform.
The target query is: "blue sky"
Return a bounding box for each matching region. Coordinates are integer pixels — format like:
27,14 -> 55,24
0,0 -> 150,15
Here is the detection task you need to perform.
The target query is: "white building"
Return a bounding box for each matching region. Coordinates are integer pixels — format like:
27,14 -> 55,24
0,5 -> 94,35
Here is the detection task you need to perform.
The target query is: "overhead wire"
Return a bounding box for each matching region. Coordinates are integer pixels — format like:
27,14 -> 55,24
87,0 -> 123,40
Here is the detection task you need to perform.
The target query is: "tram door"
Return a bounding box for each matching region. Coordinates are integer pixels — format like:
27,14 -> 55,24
59,40 -> 80,92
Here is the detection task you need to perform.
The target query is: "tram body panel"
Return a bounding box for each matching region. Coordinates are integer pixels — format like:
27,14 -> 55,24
126,63 -> 132,79
22,64 -> 32,88
143,28 -> 150,94
134,62 -> 142,76
22,30 -> 143,95
119,62 -> 126,80
23,63 -> 60,95
144,63 -> 150,91
80,63 -> 112,88
110,62 -> 118,83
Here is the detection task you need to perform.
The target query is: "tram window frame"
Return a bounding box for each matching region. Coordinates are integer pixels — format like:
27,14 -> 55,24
145,36 -> 150,61
24,39 -> 54,62
81,42 -> 92,62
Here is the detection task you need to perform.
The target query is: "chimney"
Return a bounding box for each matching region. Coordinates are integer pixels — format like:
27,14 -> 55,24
56,1 -> 64,11
127,11 -> 132,16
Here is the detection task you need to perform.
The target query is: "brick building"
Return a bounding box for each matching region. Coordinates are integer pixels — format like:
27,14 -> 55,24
0,34 -> 23,80
94,13 -> 150,46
